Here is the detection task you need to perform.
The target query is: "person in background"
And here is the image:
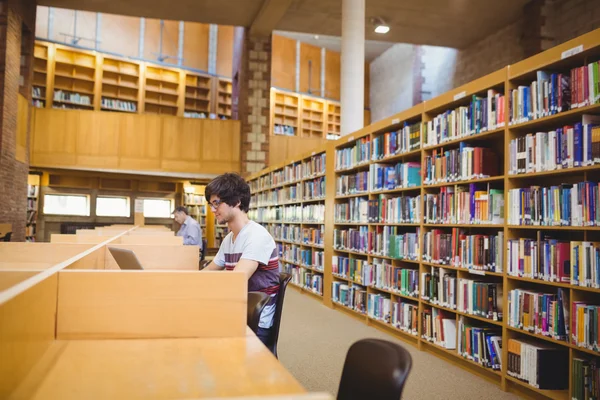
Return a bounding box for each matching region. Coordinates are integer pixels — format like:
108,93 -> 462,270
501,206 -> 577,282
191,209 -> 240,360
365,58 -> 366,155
173,206 -> 202,248
202,173 -> 279,346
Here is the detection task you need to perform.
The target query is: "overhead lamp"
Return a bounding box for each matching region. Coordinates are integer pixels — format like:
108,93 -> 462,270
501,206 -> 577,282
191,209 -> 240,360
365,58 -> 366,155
371,17 -> 390,34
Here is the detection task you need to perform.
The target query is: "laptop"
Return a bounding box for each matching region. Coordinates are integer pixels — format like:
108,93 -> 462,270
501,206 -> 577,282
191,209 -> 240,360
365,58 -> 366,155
108,247 -> 145,270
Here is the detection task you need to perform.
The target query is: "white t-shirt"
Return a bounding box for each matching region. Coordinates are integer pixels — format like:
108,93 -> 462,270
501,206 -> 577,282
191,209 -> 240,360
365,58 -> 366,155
213,221 -> 279,328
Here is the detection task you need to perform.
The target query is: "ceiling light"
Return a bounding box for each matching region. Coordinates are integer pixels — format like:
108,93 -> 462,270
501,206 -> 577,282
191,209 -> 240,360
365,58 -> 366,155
314,35 -> 319,40
374,25 -> 390,34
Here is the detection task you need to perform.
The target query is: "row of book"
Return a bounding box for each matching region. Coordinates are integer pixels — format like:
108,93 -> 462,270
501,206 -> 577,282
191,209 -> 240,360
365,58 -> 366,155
369,162 -> 421,192
332,256 -> 368,283
371,122 -> 422,160
336,171 -> 369,196
423,90 -> 506,148
423,145 -> 499,185
280,244 -> 301,264
286,265 -> 324,294
509,63 -> 600,125
303,153 -> 327,177
32,86 -> 44,99
252,155 -> 325,192
507,338 -> 568,390
335,197 -> 368,224
303,204 -> 325,223
26,198 -> 37,211
507,288 -> 569,341
572,302 -> 600,352
363,260 -> 419,298
332,282 -> 367,314
422,229 -> 504,273
183,193 -> 205,205
424,185 -> 505,225
269,225 -> 324,247
27,184 -> 39,197
506,238 -> 600,288
368,195 -> 421,224
458,318 -> 502,371
54,90 -> 91,105
335,137 -> 371,170
421,268 -> 503,321
333,227 -> 419,260
573,357 -> 600,399
368,294 -> 420,338
273,163 -> 303,186
303,177 -> 326,199
249,205 -> 324,223
508,116 -> 600,175
507,182 -> 600,227
25,224 -> 36,237
183,111 -> 209,119
421,308 -> 456,349
301,249 -> 324,270
101,97 -> 137,112
273,124 -> 295,136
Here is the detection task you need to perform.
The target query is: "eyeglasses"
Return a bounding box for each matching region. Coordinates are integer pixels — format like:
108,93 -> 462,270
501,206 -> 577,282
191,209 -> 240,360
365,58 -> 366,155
209,199 -> 223,210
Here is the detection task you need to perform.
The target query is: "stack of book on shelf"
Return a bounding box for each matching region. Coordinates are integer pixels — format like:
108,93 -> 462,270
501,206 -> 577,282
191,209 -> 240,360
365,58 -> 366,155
372,121 -> 422,158
101,98 -> 136,112
507,338 -> 569,390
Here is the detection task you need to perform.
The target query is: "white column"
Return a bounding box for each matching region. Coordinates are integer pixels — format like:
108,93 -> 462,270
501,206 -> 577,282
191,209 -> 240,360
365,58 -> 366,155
340,0 -> 365,136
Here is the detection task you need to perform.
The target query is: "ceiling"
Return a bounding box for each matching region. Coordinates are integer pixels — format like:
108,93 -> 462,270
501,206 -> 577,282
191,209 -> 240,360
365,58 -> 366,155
38,0 -> 530,49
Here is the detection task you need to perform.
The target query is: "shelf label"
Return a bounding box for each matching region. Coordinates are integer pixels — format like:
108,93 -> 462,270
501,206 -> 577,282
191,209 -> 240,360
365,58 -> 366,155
391,118 -> 400,125
561,44 -> 583,60
135,199 -> 144,213
311,151 -> 316,156
453,91 -> 467,101
347,136 -> 355,143
469,270 -> 485,276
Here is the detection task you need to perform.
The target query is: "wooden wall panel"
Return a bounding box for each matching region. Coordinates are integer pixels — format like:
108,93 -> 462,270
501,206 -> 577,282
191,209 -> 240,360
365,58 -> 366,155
76,112 -> 120,168
216,25 -> 234,77
271,35 -> 296,91
118,114 -> 162,171
299,43 -> 321,95
200,119 -> 240,174
31,109 -> 78,166
103,244 -> 197,270
161,117 -> 202,172
56,270 -> 247,339
99,14 -> 140,59
269,135 -> 327,166
325,50 -> 340,100
183,22 -> 209,72
16,94 -> 28,163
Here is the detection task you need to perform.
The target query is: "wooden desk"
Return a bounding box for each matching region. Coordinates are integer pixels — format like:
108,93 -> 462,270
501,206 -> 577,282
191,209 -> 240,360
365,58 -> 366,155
13,334 -> 305,399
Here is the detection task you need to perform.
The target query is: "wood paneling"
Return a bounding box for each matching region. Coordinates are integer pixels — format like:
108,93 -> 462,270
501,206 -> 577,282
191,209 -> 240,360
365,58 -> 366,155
119,235 -> 183,245
183,22 -> 209,72
299,43 -> 321,95
0,271 -> 39,292
56,270 -> 247,339
76,111 -> 120,168
118,114 -> 162,171
271,35 -> 296,91
0,274 -> 57,399
216,25 -> 234,77
100,14 -> 140,59
31,109 -> 78,166
324,50 -> 340,100
200,119 -> 241,174
16,94 -> 29,162
161,117 -> 203,172
269,135 -> 327,166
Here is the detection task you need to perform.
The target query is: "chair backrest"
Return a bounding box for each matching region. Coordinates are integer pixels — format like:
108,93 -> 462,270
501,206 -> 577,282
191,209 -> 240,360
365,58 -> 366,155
337,339 -> 412,400
2,232 -> 12,242
266,272 -> 292,357
247,292 -> 270,334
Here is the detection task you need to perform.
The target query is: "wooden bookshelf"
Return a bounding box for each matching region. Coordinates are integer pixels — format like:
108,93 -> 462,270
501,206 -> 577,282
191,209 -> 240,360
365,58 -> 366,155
246,27 -> 600,400
300,95 -> 326,138
183,189 -> 208,238
326,100 -> 341,140
51,46 -> 97,110
26,173 -> 40,242
144,66 -> 181,116
271,89 -> 299,136
184,72 -> 212,118
32,42 -> 49,108
216,77 -> 232,120
100,56 -> 140,113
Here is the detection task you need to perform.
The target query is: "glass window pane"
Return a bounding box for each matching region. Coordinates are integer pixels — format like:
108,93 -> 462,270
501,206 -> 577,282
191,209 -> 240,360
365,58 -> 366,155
142,199 -> 172,218
43,194 -> 89,216
96,196 -> 130,217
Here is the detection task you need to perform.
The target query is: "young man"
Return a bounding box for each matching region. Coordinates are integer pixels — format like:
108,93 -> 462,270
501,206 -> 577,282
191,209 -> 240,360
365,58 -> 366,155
203,173 -> 279,346
173,206 -> 203,249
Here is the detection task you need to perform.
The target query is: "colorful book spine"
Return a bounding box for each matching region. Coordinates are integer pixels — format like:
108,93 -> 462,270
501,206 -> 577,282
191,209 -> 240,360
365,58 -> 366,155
458,318 -> 502,370
368,194 -> 421,224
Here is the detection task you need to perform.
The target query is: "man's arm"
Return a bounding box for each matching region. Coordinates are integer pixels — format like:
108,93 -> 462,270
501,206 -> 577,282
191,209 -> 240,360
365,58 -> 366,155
183,223 -> 201,246
204,261 -> 225,271
233,258 -> 259,280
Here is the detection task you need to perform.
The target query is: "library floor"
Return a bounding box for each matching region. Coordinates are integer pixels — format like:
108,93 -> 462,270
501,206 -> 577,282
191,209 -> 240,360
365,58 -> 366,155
278,289 -> 519,399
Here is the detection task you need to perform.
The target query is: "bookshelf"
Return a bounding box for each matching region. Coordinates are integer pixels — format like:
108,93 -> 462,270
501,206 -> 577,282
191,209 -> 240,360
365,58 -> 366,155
271,89 -> 299,136
246,27 -> 600,400
26,173 -> 40,242
216,78 -> 232,120
248,149 -> 327,297
183,190 -> 207,237
144,66 -> 181,116
300,95 -> 326,138
52,46 -> 96,110
32,42 -> 49,108
184,73 -> 212,119
326,100 -> 341,140
100,56 -> 140,113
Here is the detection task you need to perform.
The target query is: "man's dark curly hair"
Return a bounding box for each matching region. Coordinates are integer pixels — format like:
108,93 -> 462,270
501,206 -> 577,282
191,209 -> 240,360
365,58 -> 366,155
205,173 -> 250,213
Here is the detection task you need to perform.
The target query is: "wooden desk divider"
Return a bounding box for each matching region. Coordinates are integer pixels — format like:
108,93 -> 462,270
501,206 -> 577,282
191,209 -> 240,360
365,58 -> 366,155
56,270 -> 247,339
50,234 -> 120,244
0,270 -> 41,292
126,230 -> 175,236
0,223 -> 12,238
0,243 -> 95,264
102,244 -> 199,270
119,235 -> 183,245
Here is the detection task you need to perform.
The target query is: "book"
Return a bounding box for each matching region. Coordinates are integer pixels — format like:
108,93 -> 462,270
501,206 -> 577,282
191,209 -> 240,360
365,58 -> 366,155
507,338 -> 568,390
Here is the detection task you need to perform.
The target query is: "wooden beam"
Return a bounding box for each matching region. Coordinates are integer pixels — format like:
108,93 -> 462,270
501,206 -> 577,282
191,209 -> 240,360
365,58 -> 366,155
249,0 -> 293,37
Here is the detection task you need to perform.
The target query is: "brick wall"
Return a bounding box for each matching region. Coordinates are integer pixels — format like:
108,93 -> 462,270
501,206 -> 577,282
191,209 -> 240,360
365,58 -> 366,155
0,0 -> 35,242
233,27 -> 272,176
545,0 -> 600,46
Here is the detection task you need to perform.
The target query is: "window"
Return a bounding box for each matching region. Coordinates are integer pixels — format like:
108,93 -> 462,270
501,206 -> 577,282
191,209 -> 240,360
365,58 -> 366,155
142,198 -> 173,218
96,196 -> 130,217
43,194 -> 89,216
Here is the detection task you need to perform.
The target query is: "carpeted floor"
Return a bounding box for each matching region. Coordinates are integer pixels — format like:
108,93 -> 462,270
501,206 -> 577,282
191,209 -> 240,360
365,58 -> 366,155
278,288 -> 520,399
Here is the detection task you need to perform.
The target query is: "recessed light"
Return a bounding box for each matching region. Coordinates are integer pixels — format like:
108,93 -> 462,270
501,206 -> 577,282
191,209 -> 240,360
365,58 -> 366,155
314,35 -> 319,40
374,25 -> 390,34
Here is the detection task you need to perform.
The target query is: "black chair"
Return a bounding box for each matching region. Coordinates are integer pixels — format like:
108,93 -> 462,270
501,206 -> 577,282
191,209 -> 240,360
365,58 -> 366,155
264,272 -> 292,358
337,339 -> 413,400
247,292 -> 270,334
0,232 -> 12,242
199,238 -> 207,261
